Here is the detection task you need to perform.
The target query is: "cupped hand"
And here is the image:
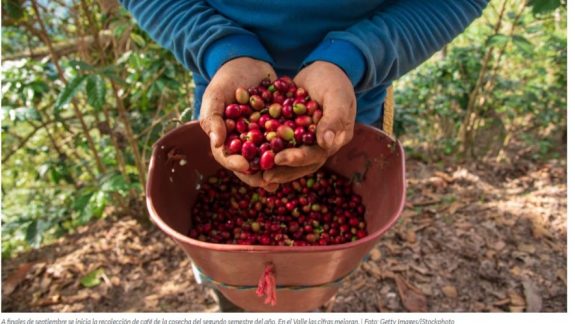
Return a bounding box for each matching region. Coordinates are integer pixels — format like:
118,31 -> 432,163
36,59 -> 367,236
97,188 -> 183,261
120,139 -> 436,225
199,57 -> 278,191
263,61 -> 357,184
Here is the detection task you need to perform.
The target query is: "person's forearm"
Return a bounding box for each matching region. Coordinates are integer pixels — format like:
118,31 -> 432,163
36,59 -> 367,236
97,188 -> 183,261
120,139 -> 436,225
119,0 -> 273,79
303,0 -> 488,90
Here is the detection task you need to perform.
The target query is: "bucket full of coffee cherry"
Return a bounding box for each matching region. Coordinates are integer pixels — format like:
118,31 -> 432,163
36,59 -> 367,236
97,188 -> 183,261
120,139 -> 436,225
146,77 -> 405,312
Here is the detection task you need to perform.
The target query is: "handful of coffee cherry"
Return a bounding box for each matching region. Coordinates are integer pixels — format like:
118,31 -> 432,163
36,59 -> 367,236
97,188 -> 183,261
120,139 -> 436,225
223,76 -> 322,173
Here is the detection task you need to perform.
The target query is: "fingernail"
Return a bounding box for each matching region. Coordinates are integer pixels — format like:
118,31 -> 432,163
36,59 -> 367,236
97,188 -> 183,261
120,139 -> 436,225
323,130 -> 335,147
209,132 -> 217,145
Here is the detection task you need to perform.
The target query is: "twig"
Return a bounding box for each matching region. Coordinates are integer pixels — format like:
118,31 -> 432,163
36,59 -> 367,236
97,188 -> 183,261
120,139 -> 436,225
412,199 -> 442,207
3,34 -> 115,62
141,92 -> 168,166
2,116 -> 76,164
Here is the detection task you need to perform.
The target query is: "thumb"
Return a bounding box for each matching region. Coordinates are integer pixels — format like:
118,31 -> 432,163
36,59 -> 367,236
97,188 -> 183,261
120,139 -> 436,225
315,95 -> 355,153
200,94 -> 226,148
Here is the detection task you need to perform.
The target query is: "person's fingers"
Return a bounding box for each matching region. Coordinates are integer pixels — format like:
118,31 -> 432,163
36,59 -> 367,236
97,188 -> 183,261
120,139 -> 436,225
199,89 -> 227,148
293,62 -> 356,154
207,115 -> 227,148
211,141 -> 249,172
233,171 -> 264,187
316,93 -> 355,154
233,171 -> 278,192
263,163 -> 321,184
274,146 -> 327,167
262,182 -> 280,192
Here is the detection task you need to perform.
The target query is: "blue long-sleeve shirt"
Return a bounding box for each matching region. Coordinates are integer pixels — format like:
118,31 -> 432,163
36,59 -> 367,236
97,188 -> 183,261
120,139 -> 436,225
119,0 -> 488,124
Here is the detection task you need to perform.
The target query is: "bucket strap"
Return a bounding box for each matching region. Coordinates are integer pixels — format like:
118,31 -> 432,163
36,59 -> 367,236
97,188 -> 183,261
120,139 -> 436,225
382,85 -> 394,138
194,264 -> 354,292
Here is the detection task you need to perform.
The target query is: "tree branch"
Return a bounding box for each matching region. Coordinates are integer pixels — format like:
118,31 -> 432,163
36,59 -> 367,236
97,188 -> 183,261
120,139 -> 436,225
3,30 -> 113,61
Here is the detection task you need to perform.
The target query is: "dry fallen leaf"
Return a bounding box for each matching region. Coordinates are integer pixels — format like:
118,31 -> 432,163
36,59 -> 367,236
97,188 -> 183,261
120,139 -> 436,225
471,302 -> 486,311
455,221 -> 474,230
556,269 -> 567,285
522,279 -> 542,312
518,243 -> 536,254
32,295 -> 61,307
46,264 -> 66,278
493,298 -> 510,306
65,290 -> 91,303
509,291 -> 526,306
447,202 -> 464,215
531,221 -> 549,240
509,306 -> 525,312
382,241 -> 402,255
405,229 -> 417,243
390,264 -> 410,272
145,294 -> 160,308
39,276 -> 53,293
111,276 -> 121,286
3,263 -> 34,296
362,261 -> 383,279
401,210 -> 418,219
370,248 -> 382,261
324,295 -> 337,313
434,171 -> 454,183
413,198 -> 441,207
429,177 -> 448,189
410,264 -> 430,275
351,279 -> 366,291
493,241 -> 506,251
485,250 -> 497,259
441,285 -> 458,299
394,274 -> 428,312
510,266 -> 523,277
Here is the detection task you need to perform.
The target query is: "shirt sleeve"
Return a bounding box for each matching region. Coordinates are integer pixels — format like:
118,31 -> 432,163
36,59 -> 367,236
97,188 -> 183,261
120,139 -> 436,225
118,0 -> 274,80
302,0 -> 489,90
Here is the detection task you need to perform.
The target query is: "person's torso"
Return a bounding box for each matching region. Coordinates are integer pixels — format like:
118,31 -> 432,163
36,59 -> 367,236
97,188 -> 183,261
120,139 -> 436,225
193,0 -> 390,124
207,0 -> 387,73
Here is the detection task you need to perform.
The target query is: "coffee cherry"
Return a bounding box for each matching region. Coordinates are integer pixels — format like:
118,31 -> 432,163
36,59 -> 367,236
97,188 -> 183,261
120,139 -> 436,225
225,104 -> 241,119
241,141 -> 257,160
250,95 -> 265,111
235,88 -> 250,104
277,125 -> 295,141
260,151 -> 275,170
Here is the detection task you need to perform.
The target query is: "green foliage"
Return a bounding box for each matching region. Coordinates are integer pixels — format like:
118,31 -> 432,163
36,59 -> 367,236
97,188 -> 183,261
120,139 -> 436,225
4,0 -> 25,20
86,75 -> 106,110
527,0 -> 564,15
54,74 -> 88,112
395,0 -> 566,160
2,0 -> 192,258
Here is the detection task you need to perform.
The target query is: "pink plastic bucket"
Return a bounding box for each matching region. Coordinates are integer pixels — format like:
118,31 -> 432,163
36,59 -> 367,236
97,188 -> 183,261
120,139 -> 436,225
146,121 -> 405,311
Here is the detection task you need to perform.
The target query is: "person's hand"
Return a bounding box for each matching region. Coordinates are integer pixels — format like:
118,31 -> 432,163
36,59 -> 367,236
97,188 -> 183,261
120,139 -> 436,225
199,57 -> 279,192
263,61 -> 357,184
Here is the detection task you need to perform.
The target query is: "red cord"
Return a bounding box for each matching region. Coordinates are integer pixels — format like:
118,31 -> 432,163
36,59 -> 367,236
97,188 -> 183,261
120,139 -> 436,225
256,263 -> 277,306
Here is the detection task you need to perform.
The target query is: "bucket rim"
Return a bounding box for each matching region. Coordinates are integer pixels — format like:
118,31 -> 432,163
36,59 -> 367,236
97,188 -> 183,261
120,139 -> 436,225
146,121 -> 406,253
